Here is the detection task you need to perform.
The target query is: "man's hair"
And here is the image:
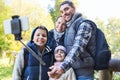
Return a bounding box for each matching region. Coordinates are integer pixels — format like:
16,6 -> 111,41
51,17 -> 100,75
60,0 -> 75,8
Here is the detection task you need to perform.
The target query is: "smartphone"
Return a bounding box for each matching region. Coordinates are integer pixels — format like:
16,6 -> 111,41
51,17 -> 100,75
3,16 -> 29,34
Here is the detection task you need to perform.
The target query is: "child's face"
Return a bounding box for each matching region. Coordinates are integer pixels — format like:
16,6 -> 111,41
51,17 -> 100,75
54,49 -> 66,62
55,17 -> 66,32
33,29 -> 47,47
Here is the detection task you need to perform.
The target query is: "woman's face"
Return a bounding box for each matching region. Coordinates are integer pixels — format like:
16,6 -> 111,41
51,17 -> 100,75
54,49 -> 66,62
55,17 -> 66,32
33,29 -> 47,48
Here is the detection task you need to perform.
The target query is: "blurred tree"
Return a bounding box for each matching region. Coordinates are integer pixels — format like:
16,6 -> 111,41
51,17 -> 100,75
49,0 -> 62,23
107,17 -> 120,53
10,0 -> 54,32
0,0 -> 55,60
0,0 -> 11,57
2,0 -> 55,53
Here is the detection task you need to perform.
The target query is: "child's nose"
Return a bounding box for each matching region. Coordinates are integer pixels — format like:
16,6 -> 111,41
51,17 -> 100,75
39,35 -> 43,38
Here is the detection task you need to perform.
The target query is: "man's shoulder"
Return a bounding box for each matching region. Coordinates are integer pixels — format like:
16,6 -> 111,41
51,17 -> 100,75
76,17 -> 96,28
74,16 -> 86,25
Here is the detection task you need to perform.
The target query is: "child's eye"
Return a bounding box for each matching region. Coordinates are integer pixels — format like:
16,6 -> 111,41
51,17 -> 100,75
37,34 -> 40,36
42,34 -> 47,37
60,51 -> 64,53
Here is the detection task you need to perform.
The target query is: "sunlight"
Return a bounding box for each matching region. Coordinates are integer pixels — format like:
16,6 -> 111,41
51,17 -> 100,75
78,0 -> 120,21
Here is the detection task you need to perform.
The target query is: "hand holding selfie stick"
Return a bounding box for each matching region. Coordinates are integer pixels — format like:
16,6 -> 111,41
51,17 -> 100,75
4,15 -> 46,66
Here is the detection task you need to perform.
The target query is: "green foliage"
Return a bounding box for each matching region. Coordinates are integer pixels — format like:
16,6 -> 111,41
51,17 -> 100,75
49,0 -> 63,23
1,0 -> 55,54
0,65 -> 13,80
10,0 -> 54,29
0,58 -> 14,80
113,72 -> 120,80
0,0 -> 11,52
106,17 -> 120,53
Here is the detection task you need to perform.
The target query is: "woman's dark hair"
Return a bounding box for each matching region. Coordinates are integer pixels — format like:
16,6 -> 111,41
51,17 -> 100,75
60,0 -> 75,8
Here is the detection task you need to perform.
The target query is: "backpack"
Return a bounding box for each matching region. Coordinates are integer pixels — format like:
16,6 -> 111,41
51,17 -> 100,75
75,19 -> 111,70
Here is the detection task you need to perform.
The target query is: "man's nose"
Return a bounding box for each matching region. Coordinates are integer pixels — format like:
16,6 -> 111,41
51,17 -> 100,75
61,12 -> 65,17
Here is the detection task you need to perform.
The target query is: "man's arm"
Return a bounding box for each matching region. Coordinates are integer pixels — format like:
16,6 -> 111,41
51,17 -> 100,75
60,22 -> 93,71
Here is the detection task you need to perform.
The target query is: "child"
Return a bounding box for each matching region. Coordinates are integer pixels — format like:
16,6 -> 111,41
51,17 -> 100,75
12,26 -> 54,80
48,45 -> 76,80
47,16 -> 66,50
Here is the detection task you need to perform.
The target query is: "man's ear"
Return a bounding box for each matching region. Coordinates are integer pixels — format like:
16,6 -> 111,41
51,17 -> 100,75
72,7 -> 76,13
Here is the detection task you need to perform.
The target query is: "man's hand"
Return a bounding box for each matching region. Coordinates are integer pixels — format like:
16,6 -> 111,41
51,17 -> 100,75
48,66 -> 65,79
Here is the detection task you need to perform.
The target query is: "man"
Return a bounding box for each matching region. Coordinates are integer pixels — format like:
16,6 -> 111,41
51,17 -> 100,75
48,1 -> 96,80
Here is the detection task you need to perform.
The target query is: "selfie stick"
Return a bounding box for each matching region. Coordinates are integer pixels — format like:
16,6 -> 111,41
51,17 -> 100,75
11,15 -> 46,66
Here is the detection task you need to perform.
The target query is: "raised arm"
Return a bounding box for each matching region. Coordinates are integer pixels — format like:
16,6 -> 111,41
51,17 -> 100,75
61,22 -> 93,71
